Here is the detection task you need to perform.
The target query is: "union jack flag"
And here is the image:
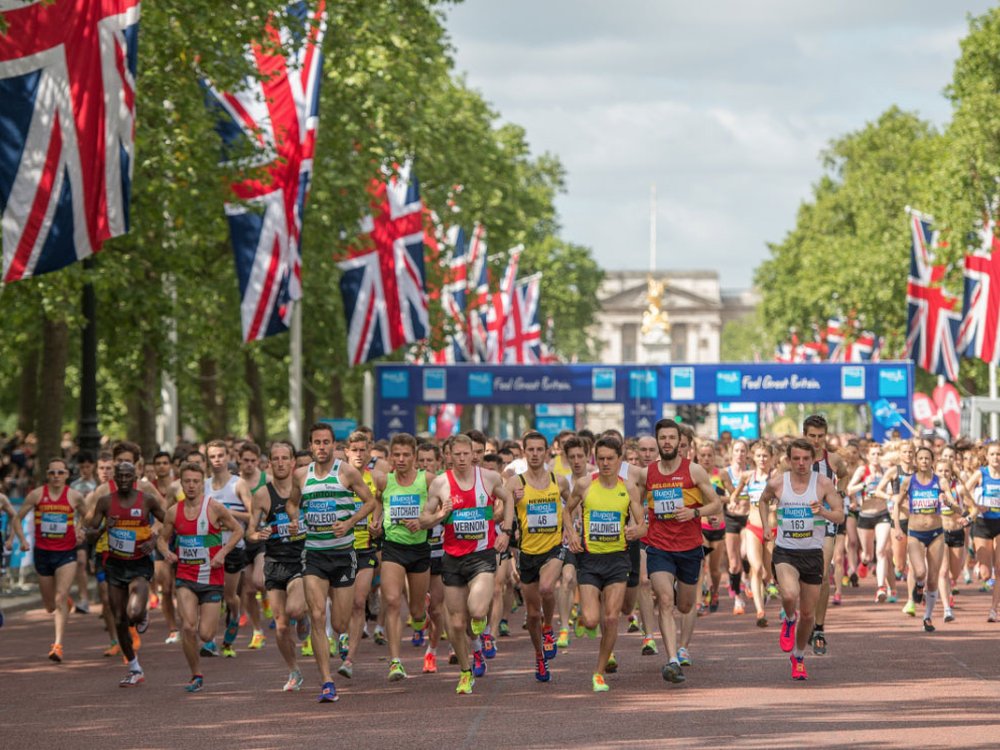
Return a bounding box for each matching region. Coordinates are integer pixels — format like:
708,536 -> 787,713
338,162 -> 430,365
0,0 -> 141,283
482,245 -> 522,363
439,223 -> 486,361
502,272 -> 542,363
958,203 -> 1000,366
906,209 -> 960,380
825,317 -> 879,362
206,1 -> 326,342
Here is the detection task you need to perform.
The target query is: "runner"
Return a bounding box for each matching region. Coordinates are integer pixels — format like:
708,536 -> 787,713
236,442 -> 269,651
507,431 -> 570,682
633,434 -> 660,655
157,462 -> 244,693
556,435 -> 591,650
847,443 -> 892,603
639,419 -> 722,683
85,461 -> 166,686
69,451 -> 96,614
696,439 -> 727,614
286,422 -> 376,703
248,440 -> 308,692
418,434 -> 515,695
757,438 -> 844,680
149,450 -> 180,642
416,442 -> 447,673
370,432 -> 431,682
892,446 -> 970,632
16,458 -> 87,661
963,441 -> 1000,621
936,457 -> 972,622
876,440 -> 916,608
562,436 -> 646,692
731,440 -> 775,625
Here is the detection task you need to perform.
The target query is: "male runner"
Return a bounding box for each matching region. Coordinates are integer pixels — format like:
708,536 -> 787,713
417,442 -> 447,672
286,422 -> 376,703
85,461 -> 166,686
419,434 -> 515,695
249,441 -> 308,691
236,442 -> 268,650
758,439 -> 844,680
158,462 -> 244,693
70,451 -> 97,614
555,435 -> 591,649
563,436 -> 646,692
149,450 -> 180,642
508,431 -> 571,681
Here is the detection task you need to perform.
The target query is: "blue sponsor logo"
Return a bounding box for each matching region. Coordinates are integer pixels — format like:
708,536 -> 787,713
628,370 -> 657,399
841,366 -> 865,399
878,368 -> 907,398
716,370 -> 742,398
380,370 -> 409,399
670,367 -> 694,400
468,372 -> 494,398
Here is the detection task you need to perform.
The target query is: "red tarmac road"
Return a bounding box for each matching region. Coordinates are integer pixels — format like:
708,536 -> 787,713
2,578 -> 999,750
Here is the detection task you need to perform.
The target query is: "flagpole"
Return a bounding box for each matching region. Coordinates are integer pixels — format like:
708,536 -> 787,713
991,362 -> 998,440
157,273 -> 178,452
289,302 -> 303,447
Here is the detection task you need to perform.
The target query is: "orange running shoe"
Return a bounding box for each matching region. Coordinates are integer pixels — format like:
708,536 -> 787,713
48,643 -> 63,662
148,593 -> 160,610
423,651 -> 438,673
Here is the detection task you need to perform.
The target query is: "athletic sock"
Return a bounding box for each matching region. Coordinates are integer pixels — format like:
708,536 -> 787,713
729,572 -> 742,593
472,636 -> 483,652
483,625 -> 491,636
924,591 -> 938,620
128,656 -> 140,671
813,623 -> 824,632
792,647 -> 804,659
426,646 -> 437,656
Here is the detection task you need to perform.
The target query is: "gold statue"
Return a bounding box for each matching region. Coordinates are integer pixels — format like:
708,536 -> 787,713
641,276 -> 670,336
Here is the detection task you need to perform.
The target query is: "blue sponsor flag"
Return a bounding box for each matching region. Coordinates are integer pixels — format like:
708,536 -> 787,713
872,399 -> 903,428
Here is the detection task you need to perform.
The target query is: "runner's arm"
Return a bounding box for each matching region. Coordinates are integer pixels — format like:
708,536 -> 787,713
562,478 -> 586,552
342,463 -> 377,532
756,478 -> 780,542
248,485 -> 272,543
892,476 -> 910,537
211,501 -> 244,560
873,467 -> 897,502
418,473 -> 450,529
685,461 -> 723,519
491,472 -> 515,553
846,465 -> 868,497
813,477 -> 844,525
625,482 -> 647,541
729,471 -> 750,507
285,468 -> 305,534
157,506 -> 178,563
1,493 -> 28,550
14,487 -> 40,524
368,470 -> 385,536
230,478 -> 254,525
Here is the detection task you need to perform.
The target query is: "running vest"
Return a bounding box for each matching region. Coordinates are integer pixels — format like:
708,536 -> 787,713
34,485 -> 76,552
813,452 -> 845,533
978,467 -> 1000,519
582,477 -> 629,554
776,472 -> 826,550
442,467 -> 495,556
859,465 -> 884,514
206,475 -> 245,549
729,466 -> 750,503
263,481 -> 305,564
353,468 -> 377,550
516,471 -> 562,555
907,474 -> 941,515
302,460 -> 356,552
383,470 -> 429,546
107,491 -> 153,561
175,496 -> 224,586
645,458 -> 703,552
942,478 -> 959,516
747,471 -> 769,507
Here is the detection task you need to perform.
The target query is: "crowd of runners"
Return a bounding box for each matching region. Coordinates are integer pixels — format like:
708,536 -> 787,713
4,414 -> 999,700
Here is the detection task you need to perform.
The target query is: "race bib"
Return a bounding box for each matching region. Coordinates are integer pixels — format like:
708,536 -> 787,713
651,486 -> 682,520
910,491 -> 938,514
526,501 -> 558,533
177,535 -> 208,565
982,486 -> 1000,509
428,524 -> 444,546
388,493 -> 421,523
108,527 -> 137,555
452,507 -> 487,540
305,500 -> 338,530
40,512 -> 68,537
780,505 -> 814,539
588,510 -> 622,542
272,511 -> 292,540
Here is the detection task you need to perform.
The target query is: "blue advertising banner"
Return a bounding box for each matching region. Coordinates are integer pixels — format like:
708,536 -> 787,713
717,402 -> 760,440
373,362 -> 915,440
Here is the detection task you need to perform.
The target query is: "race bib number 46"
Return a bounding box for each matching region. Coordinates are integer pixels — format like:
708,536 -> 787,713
526,501 -> 558,533
40,512 -> 68,537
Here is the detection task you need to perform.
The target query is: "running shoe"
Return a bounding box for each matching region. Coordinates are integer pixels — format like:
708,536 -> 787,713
913,582 -> 925,605
841,575 -> 850,587
373,628 -> 387,646
338,633 -> 349,658
988,610 -> 998,623
542,627 -> 557,660
779,619 -> 796,653
812,629 -> 827,656
513,586 -> 524,610
832,592 -> 842,606
498,619 -> 510,637
48,643 -> 63,662
592,673 -> 609,692
75,600 -> 91,615
388,658 -> 407,681
239,612 -> 249,628
456,670 -> 475,695
338,659 -> 353,679
248,631 -> 266,650
887,592 -> 898,604
119,669 -> 145,687
849,572 -> 859,588
922,618 -> 935,633
709,590 -> 720,613
221,643 -> 237,658
262,597 -> 273,621
300,636 -> 313,657
136,610 -> 150,634
200,640 -> 219,657
944,609 -> 955,623
875,587 -> 887,604
662,661 -> 685,683
423,651 -> 438,673
472,649 -> 487,677
283,670 -> 304,692
902,600 -> 916,617
482,633 -> 497,659
411,628 -> 425,647
185,675 -> 204,693
791,656 -> 807,681
857,563 -> 869,579
605,653 -> 618,673
696,602 -> 706,617
165,631 -> 180,644
627,613 -> 640,633
733,597 -> 745,616
766,582 -> 780,599
104,641 -> 121,658
574,619 -> 586,638
556,629 -> 570,648
677,647 -> 692,666
535,656 -> 551,682
963,568 -> 972,584
756,614 -> 768,628
641,636 -> 658,655
318,681 -> 338,703
448,650 -> 459,665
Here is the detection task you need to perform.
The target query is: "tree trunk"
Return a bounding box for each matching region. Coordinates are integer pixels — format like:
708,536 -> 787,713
16,338 -> 40,435
303,369 -> 317,439
244,350 -> 266,443
136,341 -> 159,458
35,316 -> 69,481
199,355 -> 226,438
329,372 -> 345,420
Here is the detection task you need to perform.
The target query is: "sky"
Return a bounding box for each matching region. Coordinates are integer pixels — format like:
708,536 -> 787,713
444,0 -> 997,288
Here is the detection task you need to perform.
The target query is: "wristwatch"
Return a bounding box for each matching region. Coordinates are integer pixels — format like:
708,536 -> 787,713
499,527 -> 512,535
692,508 -> 701,519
